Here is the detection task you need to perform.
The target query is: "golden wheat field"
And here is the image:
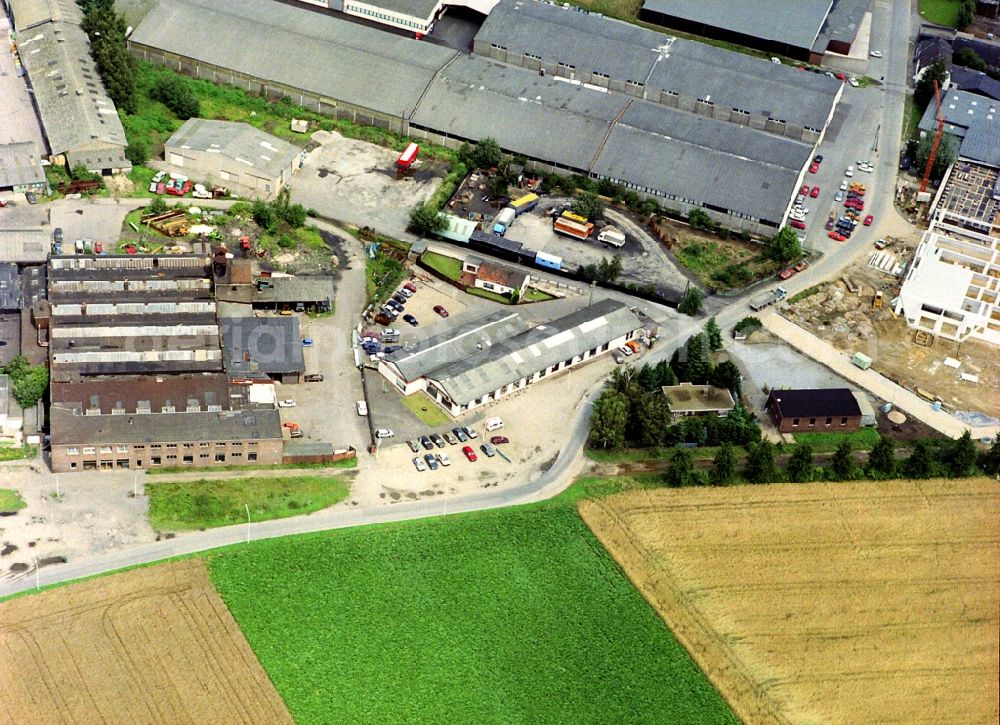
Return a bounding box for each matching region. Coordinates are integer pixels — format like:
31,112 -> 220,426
580,478 -> 1000,725
0,560 -> 292,725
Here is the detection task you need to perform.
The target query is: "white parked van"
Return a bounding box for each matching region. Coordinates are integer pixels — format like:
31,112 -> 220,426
485,417 -> 504,432
597,226 -> 626,247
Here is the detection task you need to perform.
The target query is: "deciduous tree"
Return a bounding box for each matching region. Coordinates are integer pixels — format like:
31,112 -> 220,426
865,435 -> 897,479
710,442 -> 736,485
786,442 -> 814,482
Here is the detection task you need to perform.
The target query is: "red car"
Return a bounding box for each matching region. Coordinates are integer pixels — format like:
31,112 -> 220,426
799,184 -> 810,196
94,241 -> 103,254
828,231 -> 846,241
490,435 -> 509,445
403,282 -> 417,293
779,267 -> 797,280
808,162 -> 820,174
824,219 -> 835,230
810,185 -> 820,198
863,214 -> 874,226
462,445 -> 477,462
433,305 -> 449,318
790,219 -> 806,230
835,72 -> 847,81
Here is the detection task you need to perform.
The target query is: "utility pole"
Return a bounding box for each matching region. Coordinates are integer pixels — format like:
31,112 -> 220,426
32,555 -> 39,590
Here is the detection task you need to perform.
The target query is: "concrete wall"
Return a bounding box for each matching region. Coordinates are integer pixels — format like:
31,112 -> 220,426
51,437 -> 283,472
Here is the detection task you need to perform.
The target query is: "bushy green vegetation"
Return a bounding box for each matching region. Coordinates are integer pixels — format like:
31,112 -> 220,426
0,488 -> 27,512
146,458 -> 357,476
1,356 -> 49,409
364,241 -> 406,304
146,475 -> 351,530
0,444 -> 38,463
208,480 -> 735,724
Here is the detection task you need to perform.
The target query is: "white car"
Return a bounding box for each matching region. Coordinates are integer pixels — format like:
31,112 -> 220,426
148,171 -> 166,193
278,399 -> 296,408
848,78 -> 860,88
412,456 -> 427,472
870,50 -> 882,58
770,57 -> 781,64
618,345 -> 634,357
356,400 -> 368,416
437,453 -> 451,467
397,287 -> 414,298
375,428 -> 394,439
845,165 -> 854,177
839,181 -> 849,191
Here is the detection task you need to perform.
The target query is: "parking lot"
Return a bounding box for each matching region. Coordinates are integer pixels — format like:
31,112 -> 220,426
292,130 -> 444,238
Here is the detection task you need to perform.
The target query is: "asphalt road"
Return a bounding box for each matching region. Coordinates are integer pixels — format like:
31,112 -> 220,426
0,4 -> 918,599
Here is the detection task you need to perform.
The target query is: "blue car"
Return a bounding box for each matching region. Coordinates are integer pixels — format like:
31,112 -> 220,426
302,338 -> 314,347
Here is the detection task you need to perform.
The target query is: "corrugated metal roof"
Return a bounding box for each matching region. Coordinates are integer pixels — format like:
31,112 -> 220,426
166,119 -> 300,180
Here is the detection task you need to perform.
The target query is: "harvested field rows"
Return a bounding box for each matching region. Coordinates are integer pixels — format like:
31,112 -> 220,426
0,560 -> 292,725
580,479 -> 1000,725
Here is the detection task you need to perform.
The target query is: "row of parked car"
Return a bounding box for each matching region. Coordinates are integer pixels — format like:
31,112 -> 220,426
376,282 -> 420,326
409,419 -> 508,470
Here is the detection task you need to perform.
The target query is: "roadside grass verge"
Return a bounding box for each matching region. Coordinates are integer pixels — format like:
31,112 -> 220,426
0,488 -> 27,513
145,458 -> 357,476
399,393 -> 452,428
208,473 -> 734,724
788,285 -> 822,304
420,251 -> 463,281
790,427 -> 882,452
147,475 -> 351,530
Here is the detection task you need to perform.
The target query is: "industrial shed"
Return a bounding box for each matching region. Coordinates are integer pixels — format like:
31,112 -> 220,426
0,142 -> 47,193
128,0 -> 842,233
14,13 -> 130,174
379,299 -> 646,416
165,120 -> 300,198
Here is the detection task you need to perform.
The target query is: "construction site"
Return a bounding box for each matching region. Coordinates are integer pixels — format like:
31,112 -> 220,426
783,239 -> 1000,423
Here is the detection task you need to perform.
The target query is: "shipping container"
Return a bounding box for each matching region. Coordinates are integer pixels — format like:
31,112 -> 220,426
397,143 -> 419,170
510,193 -> 539,215
553,214 -> 594,240
534,251 -> 562,270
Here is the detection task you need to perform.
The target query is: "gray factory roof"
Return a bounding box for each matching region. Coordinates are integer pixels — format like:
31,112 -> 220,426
813,0 -> 870,52
597,102 -> 812,224
51,404 -> 282,445
0,142 -> 46,189
918,90 -> 999,166
15,21 -> 128,162
129,0 -> 457,117
411,55 -> 628,171
220,316 -> 305,375
0,229 -> 49,263
370,0 -> 440,18
950,67 -> 1000,101
427,299 -> 643,405
0,265 -> 22,311
166,120 -> 299,180
641,0 -> 832,51
253,275 -> 336,305
478,0 -> 841,130
51,374 -> 235,414
387,309 -> 528,383
8,0 -> 81,31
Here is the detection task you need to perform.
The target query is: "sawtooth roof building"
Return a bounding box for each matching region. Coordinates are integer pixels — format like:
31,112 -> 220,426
378,298 -> 646,415
12,0 -> 130,174
128,0 -> 842,233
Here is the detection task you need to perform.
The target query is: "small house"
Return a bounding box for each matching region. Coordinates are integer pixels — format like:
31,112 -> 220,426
461,256 -> 530,297
661,383 -> 735,420
765,388 -> 862,433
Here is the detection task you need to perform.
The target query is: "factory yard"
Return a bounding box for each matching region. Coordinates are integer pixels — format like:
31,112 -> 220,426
783,248 -> 1000,420
580,479 -> 1000,725
0,560 -> 292,724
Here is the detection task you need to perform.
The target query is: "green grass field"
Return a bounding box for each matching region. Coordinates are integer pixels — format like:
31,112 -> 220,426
0,445 -> 38,462
145,458 -> 357,476
399,392 -> 452,427
147,475 -> 351,530
0,488 -> 26,513
208,478 -> 734,723
791,427 -> 882,452
421,251 -> 463,281
919,0 -> 962,27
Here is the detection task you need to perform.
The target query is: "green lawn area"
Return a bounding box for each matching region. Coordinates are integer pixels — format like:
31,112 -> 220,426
208,474 -> 734,724
918,0 -> 962,27
145,458 -> 357,476
791,427 -> 882,452
522,287 -> 557,302
467,286 -> 513,304
0,488 -> 26,513
146,475 -> 351,530
0,445 -> 38,462
420,251 -> 463,281
399,392 -> 452,427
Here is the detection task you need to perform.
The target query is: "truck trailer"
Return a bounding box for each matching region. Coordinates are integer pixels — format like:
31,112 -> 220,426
749,286 -> 787,311
510,193 -> 539,216
492,207 -> 516,236
553,212 -> 594,240
396,143 -> 419,172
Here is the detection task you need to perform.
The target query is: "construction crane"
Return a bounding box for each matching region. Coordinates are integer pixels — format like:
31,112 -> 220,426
919,80 -> 944,194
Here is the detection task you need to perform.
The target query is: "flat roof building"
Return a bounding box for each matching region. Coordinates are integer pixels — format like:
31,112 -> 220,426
220,316 -> 306,384
662,382 -> 736,420
379,299 -> 646,415
165,120 -> 300,199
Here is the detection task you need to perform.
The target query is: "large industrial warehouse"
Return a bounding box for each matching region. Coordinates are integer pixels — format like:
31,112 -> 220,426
128,0 -> 843,233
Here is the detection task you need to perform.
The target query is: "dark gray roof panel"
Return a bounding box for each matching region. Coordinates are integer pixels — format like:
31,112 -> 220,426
641,0 -> 832,50
129,0 -> 457,116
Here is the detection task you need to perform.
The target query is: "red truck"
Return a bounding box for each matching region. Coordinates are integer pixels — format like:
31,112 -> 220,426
396,143 -> 419,172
